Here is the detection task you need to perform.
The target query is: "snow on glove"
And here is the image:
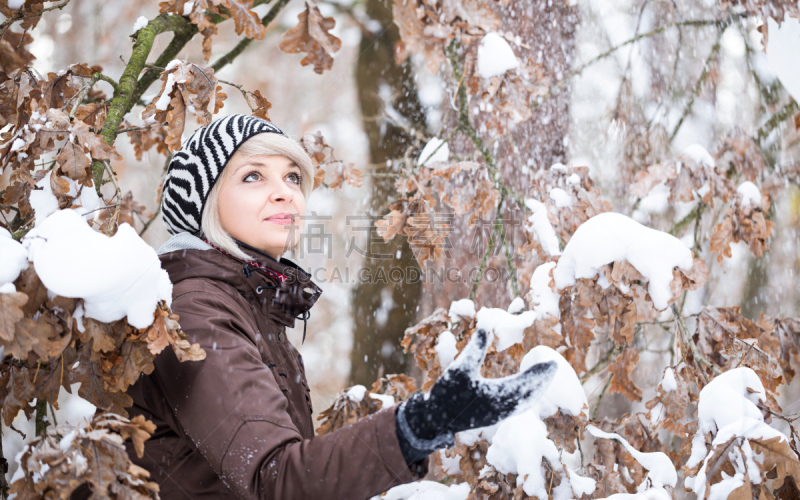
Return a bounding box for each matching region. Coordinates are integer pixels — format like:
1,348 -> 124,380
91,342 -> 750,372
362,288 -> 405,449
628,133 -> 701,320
394,328 -> 558,465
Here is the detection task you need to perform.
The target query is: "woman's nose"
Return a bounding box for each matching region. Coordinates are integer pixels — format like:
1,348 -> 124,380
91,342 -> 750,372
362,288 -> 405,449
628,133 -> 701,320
268,177 -> 294,203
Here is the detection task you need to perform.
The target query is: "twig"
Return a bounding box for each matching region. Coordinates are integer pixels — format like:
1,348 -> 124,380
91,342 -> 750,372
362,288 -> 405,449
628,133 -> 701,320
211,0 -> 292,73
68,74 -> 99,119
35,399 -> 49,436
139,203 -> 161,237
672,303 -> 720,379
0,0 -> 71,40
496,205 -> 520,298
591,374 -> 613,421
581,344 -> 621,383
117,125 -> 153,134
756,99 -> 799,144
669,21 -> 728,141
531,17 -> 735,111
469,205 -> 502,301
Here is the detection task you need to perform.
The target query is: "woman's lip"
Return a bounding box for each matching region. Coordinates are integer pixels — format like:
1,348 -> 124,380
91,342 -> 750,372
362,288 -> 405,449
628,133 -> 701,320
265,214 -> 295,223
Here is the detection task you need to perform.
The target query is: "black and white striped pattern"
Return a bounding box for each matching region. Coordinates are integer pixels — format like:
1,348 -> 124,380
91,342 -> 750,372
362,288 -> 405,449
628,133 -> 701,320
161,114 -> 287,235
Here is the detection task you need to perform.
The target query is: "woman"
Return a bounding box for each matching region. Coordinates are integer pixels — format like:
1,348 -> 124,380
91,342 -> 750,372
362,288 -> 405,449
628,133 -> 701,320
116,114 -> 557,499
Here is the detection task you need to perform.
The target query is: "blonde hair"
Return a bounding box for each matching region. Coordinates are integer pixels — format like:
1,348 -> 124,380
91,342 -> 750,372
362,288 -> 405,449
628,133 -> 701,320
201,132 -> 315,261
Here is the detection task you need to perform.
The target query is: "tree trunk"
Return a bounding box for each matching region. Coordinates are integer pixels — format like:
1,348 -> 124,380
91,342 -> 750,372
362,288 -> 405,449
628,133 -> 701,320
349,0 -> 428,386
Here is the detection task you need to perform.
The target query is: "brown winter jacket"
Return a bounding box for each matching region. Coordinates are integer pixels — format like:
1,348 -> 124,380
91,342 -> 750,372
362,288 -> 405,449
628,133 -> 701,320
72,233 -> 422,499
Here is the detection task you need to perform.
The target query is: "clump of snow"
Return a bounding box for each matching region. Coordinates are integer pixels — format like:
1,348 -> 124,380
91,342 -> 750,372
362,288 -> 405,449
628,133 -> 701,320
418,137 -> 449,166
552,212 -> 694,310
587,425 -> 677,488
22,210 -> 172,329
520,346 -> 587,418
132,16 -> 148,33
449,298 -> 476,320
438,450 -> 462,476
549,188 -> 573,208
524,199 -> 561,256
155,72 -> 177,111
526,262 -> 560,321
638,182 -> 670,215
0,228 -> 28,285
0,283 -> 16,294
7,0 -> 25,10
182,1 -> 195,15
507,296 -> 525,314
368,392 -> 395,407
435,331 -> 458,369
477,32 -> 519,78
457,422 -> 500,447
737,181 -> 762,207
567,173 -> 581,185
487,348 -> 594,498
766,14 -> 800,103
682,144 -> 715,168
383,481 -> 469,500
660,367 -> 677,392
476,307 -> 536,351
29,171 -> 100,227
345,385 -> 367,402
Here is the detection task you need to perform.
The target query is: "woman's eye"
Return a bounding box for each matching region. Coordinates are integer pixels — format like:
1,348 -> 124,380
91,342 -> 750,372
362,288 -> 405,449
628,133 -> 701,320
243,171 -> 260,182
288,172 -> 302,185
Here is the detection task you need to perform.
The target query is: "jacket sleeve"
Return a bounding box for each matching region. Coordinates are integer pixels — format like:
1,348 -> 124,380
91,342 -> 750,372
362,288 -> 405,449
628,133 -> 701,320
153,283 -> 420,500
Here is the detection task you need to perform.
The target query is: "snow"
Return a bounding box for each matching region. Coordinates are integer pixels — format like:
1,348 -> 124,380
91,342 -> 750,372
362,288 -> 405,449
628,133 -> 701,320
345,385 -> 367,402
0,228 -> 28,285
132,16 -> 148,33
0,283 -> 15,293
737,181 -> 762,207
638,182 -> 670,215
182,1 -> 195,16
549,188 -> 573,208
383,481 -> 469,500
418,137 -> 449,166
524,198 -> 561,256
435,331 -> 458,369
368,392 -> 395,407
438,450 -> 462,476
660,367 -> 677,392
766,14 -> 800,103
477,33 -> 519,78
485,348 -> 590,499
520,347 -> 587,418
526,262 -> 560,321
682,144 -> 715,168
507,296 -> 525,314
7,0 -> 25,9
155,72 -> 177,111
449,298 -> 476,319
29,171 -> 100,227
476,307 -> 536,351
696,367 -> 765,437
22,210 -> 172,329
552,212 -> 695,310
587,425 -> 677,488
9,137 -> 25,152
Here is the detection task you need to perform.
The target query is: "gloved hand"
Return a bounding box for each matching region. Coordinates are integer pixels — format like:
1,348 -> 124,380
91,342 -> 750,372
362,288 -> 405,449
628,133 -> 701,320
395,328 -> 558,466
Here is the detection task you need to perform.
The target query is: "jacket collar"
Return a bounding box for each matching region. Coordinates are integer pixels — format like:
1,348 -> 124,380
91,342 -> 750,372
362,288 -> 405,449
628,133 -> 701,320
157,233 -> 322,342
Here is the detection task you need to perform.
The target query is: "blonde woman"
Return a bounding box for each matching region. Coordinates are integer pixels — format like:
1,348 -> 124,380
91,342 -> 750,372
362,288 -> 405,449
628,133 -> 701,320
85,115 -> 557,499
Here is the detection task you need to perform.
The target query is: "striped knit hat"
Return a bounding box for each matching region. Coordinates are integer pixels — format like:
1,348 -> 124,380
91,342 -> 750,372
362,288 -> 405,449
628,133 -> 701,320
160,114 -> 287,236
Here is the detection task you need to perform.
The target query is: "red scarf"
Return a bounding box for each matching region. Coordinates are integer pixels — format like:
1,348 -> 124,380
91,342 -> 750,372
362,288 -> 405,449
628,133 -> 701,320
200,237 -> 288,283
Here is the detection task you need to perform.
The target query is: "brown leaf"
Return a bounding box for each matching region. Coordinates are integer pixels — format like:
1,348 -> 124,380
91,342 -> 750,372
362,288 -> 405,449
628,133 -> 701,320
75,102 -> 109,129
279,2 -> 342,74
56,142 -> 93,187
71,119 -> 123,161
250,88 -> 271,120
608,347 -> 643,401
1,365 -> 35,423
223,0 -> 265,40
0,291 -> 27,342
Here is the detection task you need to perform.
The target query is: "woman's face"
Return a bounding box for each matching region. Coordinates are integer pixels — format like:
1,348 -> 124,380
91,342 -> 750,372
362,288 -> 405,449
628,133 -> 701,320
217,154 -> 305,260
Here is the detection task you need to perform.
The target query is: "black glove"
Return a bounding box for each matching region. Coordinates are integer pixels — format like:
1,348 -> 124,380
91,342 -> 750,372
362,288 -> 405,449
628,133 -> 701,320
395,328 -> 558,466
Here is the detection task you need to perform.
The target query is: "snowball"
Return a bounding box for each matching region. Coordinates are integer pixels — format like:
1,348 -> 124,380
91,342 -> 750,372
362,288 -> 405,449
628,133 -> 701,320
345,385 -> 367,402
435,331 -> 458,369
520,346 -> 587,418
449,298 -> 476,319
525,198 -> 561,256
0,228 -> 28,285
22,210 -> 172,329
587,425 -> 677,488
418,137 -> 450,166
132,16 -> 148,33
566,173 -> 581,185
383,481 -> 469,500
696,367 -> 765,436
737,181 -> 762,207
477,33 -> 519,78
549,188 -> 572,208
507,296 -> 525,314
682,144 -> 715,168
476,307 -> 536,351
526,262 -> 560,321
661,367 -> 677,392
552,212 -> 694,310
766,14 -> 800,103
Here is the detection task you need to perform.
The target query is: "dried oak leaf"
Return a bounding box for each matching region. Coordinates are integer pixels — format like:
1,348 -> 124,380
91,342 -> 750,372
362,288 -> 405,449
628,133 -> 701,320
0,29 -> 35,73
75,101 -> 109,129
315,386 -> 383,435
250,88 -> 271,120
1,364 -> 35,423
279,2 -> 342,74
70,119 -> 122,162
56,141 -> 93,187
70,342 -> 134,417
328,161 -> 363,190
223,0 -> 266,40
709,188 -> 774,263
607,347 -> 643,402
0,291 -> 27,342
644,367 -> 690,438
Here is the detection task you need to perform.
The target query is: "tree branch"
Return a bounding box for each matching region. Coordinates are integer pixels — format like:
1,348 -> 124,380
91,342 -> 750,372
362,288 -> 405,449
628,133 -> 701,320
756,98 -> 799,144
0,0 -> 71,40
211,0 -> 292,73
